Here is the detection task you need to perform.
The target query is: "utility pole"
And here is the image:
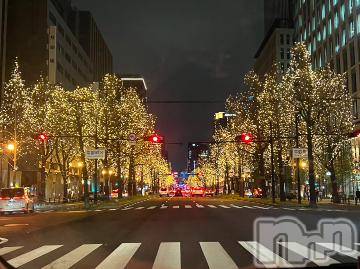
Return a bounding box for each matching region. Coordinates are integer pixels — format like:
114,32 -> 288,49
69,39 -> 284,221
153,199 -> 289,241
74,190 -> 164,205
94,132 -> 98,204
270,121 -> 275,204
295,113 -> 301,204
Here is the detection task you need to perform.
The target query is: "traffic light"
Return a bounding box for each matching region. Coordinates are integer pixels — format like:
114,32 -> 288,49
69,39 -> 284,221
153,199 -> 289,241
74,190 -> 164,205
148,134 -> 164,144
236,133 -> 254,144
38,133 -> 49,142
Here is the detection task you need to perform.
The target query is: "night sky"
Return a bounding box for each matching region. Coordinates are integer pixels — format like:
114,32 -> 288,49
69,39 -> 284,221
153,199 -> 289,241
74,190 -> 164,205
73,0 -> 264,171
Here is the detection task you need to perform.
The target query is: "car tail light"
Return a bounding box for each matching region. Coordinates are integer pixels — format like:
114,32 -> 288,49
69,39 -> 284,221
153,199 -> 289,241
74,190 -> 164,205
14,196 -> 25,200
0,197 -> 9,200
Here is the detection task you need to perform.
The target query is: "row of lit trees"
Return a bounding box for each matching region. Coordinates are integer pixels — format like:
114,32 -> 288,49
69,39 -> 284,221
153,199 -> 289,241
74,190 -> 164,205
0,61 -> 173,203
199,43 -> 353,206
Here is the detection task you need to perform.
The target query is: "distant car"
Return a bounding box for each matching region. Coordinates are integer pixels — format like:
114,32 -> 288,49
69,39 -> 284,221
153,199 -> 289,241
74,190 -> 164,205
168,190 -> 175,197
191,187 -> 205,197
0,188 -> 34,214
175,188 -> 183,197
159,187 -> 168,197
205,189 -> 215,197
182,188 -> 191,197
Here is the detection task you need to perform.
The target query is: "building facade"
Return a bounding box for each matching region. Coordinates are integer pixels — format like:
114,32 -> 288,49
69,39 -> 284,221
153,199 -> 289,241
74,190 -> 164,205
187,143 -> 210,173
117,74 -> 148,100
293,0 -> 360,194
5,0 -> 94,90
73,11 -> 113,82
0,0 -> 7,104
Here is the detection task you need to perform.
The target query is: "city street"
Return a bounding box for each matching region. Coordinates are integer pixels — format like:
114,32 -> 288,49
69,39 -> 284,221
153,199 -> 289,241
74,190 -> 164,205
0,196 -> 359,268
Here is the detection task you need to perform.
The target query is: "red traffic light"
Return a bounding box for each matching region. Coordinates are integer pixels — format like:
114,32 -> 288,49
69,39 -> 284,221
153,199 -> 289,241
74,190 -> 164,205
236,133 -> 254,144
38,133 -> 48,142
148,134 -> 164,144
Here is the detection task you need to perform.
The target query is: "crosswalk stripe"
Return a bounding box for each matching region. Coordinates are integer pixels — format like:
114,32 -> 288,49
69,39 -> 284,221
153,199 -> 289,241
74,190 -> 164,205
317,242 -> 360,259
196,204 -> 204,208
185,205 -> 192,208
173,206 -> 179,209
121,207 -> 133,211
279,242 -> 339,266
42,244 -> 102,269
109,208 -> 117,211
0,246 -> 23,256
7,245 -> 63,268
135,207 -> 144,210
95,243 -> 141,269
241,205 -> 253,209
239,241 -> 293,268
200,242 -> 237,269
153,242 -> 181,269
207,205 -> 217,208
147,206 -> 157,210
160,206 -> 168,209
252,205 -> 270,209
230,204 -> 243,208
282,207 -> 296,211
219,205 -> 230,208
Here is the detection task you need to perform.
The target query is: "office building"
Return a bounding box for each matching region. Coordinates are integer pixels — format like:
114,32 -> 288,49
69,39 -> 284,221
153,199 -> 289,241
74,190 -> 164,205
5,0 -> 94,90
117,74 -> 147,100
0,0 -> 7,104
187,143 -> 210,173
73,11 -> 113,82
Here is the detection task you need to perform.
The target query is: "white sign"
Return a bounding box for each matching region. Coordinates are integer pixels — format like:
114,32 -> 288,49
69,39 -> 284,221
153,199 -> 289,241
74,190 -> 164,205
292,148 -> 308,159
85,148 -> 106,160
129,133 -> 136,146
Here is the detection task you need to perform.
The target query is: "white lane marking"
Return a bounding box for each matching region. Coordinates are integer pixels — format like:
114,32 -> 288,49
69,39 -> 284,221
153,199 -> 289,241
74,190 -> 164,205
95,243 -> 141,269
317,242 -> 360,259
252,205 -> 270,209
8,245 -> 63,268
121,207 -> 133,211
153,242 -> 181,269
3,223 -> 29,227
94,209 -> 103,212
218,205 -> 230,209
239,241 -> 293,268
173,206 -> 179,209
0,237 -> 8,245
68,210 -> 86,213
147,206 -> 157,210
185,205 -> 192,208
135,207 -> 144,210
196,204 -> 204,208
241,205 -> 254,209
279,242 -> 339,266
230,204 -> 243,209
109,208 -> 117,211
282,207 -> 296,211
42,244 -> 102,269
207,205 -> 217,208
0,246 -> 23,256
160,206 -> 168,209
200,242 -> 237,269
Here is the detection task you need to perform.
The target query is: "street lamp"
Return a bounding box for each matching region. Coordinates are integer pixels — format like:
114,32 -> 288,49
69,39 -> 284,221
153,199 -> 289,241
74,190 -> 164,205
6,143 -> 15,151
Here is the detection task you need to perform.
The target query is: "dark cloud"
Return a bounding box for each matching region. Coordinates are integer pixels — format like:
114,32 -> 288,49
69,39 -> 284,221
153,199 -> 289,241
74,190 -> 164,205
73,0 -> 264,171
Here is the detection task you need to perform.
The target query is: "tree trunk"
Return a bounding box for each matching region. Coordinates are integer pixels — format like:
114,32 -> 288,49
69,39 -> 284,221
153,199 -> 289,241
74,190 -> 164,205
258,151 -> 267,198
329,159 -> 340,203
278,149 -> 286,201
306,126 -> 317,207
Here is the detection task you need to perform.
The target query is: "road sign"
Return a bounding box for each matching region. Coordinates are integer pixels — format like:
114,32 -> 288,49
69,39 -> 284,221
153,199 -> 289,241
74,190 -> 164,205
85,148 -> 106,160
292,148 -> 308,159
129,133 -> 137,145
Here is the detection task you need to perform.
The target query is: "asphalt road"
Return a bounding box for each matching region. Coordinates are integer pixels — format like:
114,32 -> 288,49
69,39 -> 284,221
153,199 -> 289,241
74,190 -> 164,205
0,196 -> 359,269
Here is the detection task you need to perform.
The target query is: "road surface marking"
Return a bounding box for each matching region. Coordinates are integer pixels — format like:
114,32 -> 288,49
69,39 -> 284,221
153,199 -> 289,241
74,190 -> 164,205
252,205 -> 270,209
279,242 -> 339,266
135,207 -> 144,210
108,208 -> 117,211
0,246 -> 23,256
207,205 -> 217,208
68,210 -> 86,213
121,207 -> 133,211
241,205 -> 253,209
230,204 -> 243,209
3,223 -> 29,227
147,206 -> 157,210
218,205 -> 230,208
200,242 -> 237,269
185,205 -> 192,208
7,245 -> 63,268
0,237 -> 8,244
94,209 -> 103,212
282,207 -> 296,211
239,241 -> 293,268
42,244 -> 102,269
95,243 -> 141,269
317,243 -> 360,259
160,206 -> 168,209
173,206 -> 179,209
196,204 -> 204,208
153,242 -> 181,269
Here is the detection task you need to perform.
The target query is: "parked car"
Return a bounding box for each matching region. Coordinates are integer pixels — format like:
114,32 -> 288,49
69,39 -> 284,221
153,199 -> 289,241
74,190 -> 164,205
0,188 -> 34,214
159,187 -> 168,197
205,189 -> 215,197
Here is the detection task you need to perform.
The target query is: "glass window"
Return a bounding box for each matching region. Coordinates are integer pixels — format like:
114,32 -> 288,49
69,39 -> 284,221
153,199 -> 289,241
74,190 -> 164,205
286,48 -> 291,59
342,29 -> 347,46
318,31 -> 322,42
357,14 -> 360,33
357,0 -> 360,8
312,16 -> 316,31
350,20 -> 355,38
334,0 -> 338,5
322,4 -> 326,19
280,34 -> 284,45
351,42 -> 355,66
343,50 -> 348,71
328,19 -> 332,35
280,48 -> 285,59
313,38 -> 316,53
323,27 -> 327,40
336,33 -> 340,52
334,12 -> 339,29
286,34 -> 290,45
349,0 -> 354,11
352,69 -> 357,93
341,4 -> 345,21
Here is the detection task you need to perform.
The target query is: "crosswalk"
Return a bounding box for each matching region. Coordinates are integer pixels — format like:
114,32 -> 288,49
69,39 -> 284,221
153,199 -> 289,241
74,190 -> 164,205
0,241 -> 358,268
119,204 -> 275,211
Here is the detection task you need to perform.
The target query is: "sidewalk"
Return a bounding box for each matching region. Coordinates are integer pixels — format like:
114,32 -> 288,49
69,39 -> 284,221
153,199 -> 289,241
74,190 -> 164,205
35,195 -> 152,212
218,195 -> 360,211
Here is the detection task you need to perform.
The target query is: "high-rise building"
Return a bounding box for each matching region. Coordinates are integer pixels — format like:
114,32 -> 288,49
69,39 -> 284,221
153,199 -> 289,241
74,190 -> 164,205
5,0 -> 93,90
0,0 -> 7,105
187,143 -> 210,173
73,11 -> 113,82
117,74 -> 147,100
264,0 -> 294,34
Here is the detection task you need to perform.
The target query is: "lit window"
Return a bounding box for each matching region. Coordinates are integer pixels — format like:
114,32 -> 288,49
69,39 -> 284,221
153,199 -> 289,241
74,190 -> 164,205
280,48 -> 285,59
312,17 -> 316,31
327,20 -> 332,35
357,14 -> 360,33
342,30 -> 347,46
322,4 -> 326,19
341,4 -> 345,21
356,0 -> 360,8
350,20 -> 355,37
334,0 -> 338,6
317,31 -> 322,42
323,27 -> 327,40
334,12 -> 339,29
349,0 -> 354,11
313,39 -> 316,53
